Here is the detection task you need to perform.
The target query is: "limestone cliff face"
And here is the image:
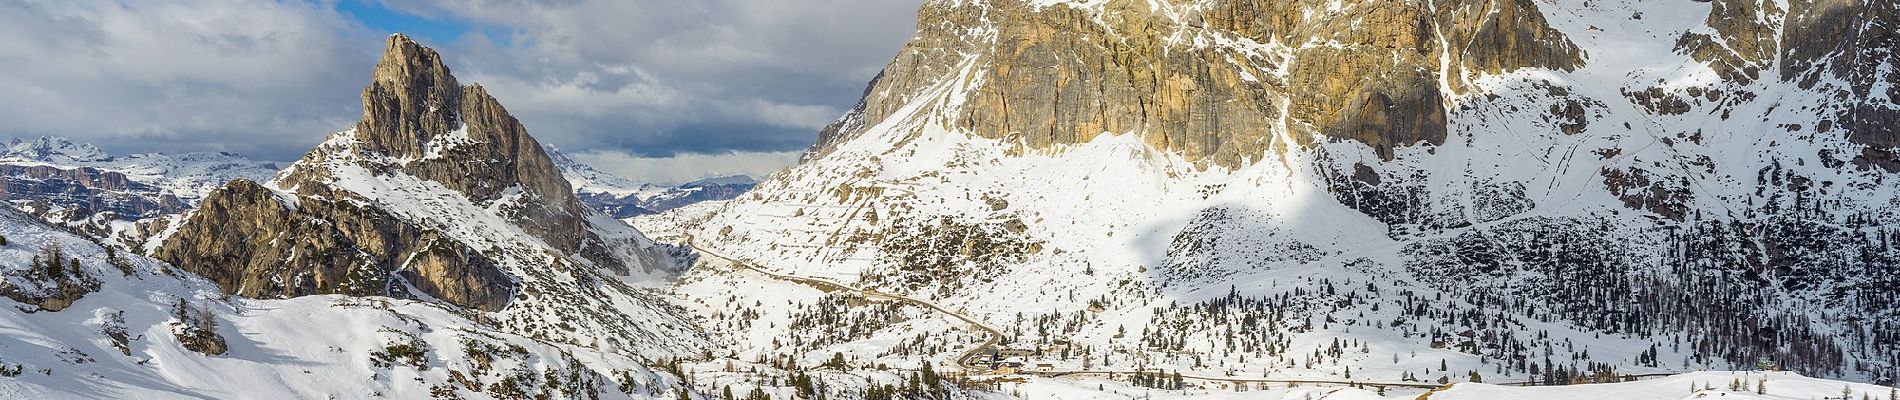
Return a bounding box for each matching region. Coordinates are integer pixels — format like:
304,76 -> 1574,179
813,0 -> 1584,164
158,34 -> 667,312
154,180 -> 514,311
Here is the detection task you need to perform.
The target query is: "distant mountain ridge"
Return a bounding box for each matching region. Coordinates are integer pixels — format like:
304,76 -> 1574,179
0,136 -> 280,222
546,146 -> 757,217
0,135 -> 752,223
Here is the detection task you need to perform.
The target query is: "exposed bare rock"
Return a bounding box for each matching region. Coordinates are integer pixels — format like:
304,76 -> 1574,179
0,244 -> 101,313
1781,0 -> 1900,148
1678,0 -> 1783,83
154,180 -> 515,311
811,0 -> 1584,164
1600,167 -> 1691,222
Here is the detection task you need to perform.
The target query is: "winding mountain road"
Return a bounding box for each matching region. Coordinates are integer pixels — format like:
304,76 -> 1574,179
685,238 -> 1004,372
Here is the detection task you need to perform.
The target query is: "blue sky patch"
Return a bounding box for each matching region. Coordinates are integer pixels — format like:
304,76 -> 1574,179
336,1 -> 479,44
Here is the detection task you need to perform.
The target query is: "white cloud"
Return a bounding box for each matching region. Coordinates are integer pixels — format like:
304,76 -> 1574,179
733,100 -> 842,130
571,150 -> 802,185
0,0 -> 927,169
0,0 -> 376,159
378,0 -> 926,156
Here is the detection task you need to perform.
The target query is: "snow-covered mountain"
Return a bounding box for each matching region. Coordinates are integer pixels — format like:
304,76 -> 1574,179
151,34 -> 703,362
0,201 -> 691,399
2,137 -> 109,163
547,146 -> 759,218
5,0 -> 1900,398
0,136 -> 280,220
683,0 -> 1900,391
630,176 -> 758,217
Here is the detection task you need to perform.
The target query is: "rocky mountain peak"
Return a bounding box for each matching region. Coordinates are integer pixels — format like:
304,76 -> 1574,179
159,34 -> 677,322
317,35 -> 578,211
3,136 -> 111,163
355,34 -> 462,160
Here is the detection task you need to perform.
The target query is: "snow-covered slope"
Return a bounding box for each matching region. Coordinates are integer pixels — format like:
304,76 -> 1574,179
684,0 -> 1900,391
1429,372 -> 1897,400
995,371 -> 1896,400
0,204 -> 689,399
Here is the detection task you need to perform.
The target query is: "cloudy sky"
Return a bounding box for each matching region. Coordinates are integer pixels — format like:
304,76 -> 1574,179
0,0 -> 925,184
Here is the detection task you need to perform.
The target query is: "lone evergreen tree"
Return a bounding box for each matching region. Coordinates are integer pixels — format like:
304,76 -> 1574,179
826,352 -> 846,369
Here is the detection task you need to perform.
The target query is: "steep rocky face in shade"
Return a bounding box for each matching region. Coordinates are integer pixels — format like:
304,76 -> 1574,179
159,34 -> 677,318
812,0 -> 1584,164
1679,0 -> 1899,149
1780,0 -> 1900,149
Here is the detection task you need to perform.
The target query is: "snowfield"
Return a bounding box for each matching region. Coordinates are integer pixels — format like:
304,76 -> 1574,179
682,0 -> 1900,394
6,0 -> 1900,397
0,205 -> 684,399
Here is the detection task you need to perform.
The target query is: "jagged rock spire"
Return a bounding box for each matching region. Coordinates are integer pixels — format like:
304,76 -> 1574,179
158,33 -> 667,314
357,34 -> 463,159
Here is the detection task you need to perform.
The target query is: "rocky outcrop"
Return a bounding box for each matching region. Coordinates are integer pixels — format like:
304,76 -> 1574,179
158,34 -> 658,313
277,36 -> 610,271
1781,0 -> 1900,149
1678,0 -> 1782,83
1682,0 -> 1899,148
812,0 -> 1584,164
154,180 -> 516,311
0,244 -> 101,313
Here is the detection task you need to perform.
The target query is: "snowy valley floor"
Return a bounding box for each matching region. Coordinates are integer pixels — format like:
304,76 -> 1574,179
994,371 -> 1894,400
